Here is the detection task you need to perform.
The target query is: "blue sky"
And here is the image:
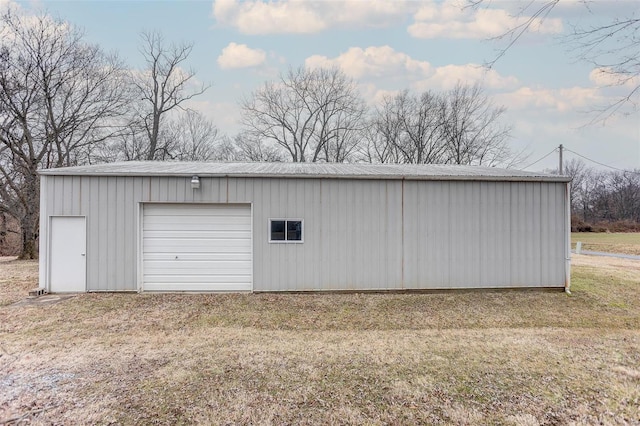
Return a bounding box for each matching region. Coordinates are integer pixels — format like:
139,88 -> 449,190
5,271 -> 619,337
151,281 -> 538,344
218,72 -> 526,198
7,0 -> 640,171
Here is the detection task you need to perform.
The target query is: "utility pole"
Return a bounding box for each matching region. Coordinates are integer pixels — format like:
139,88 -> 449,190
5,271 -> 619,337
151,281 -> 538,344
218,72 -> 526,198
558,144 -> 563,175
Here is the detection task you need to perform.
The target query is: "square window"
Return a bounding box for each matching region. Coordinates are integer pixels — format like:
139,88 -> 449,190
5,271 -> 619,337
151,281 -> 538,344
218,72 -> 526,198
269,219 -> 303,243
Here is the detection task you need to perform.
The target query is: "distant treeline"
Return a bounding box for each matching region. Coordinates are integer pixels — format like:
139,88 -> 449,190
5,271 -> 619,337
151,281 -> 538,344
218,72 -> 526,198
562,159 -> 640,232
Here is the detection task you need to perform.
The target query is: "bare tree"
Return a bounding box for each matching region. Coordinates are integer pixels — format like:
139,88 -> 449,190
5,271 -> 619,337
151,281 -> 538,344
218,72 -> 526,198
369,90 -> 447,164
441,83 -> 514,166
99,122 -> 149,162
132,31 -> 209,160
563,158 -> 588,214
240,67 -> 366,162
556,158 -> 640,225
364,84 -> 517,166
580,168 -> 609,223
606,171 -> 640,222
233,132 -> 285,162
0,11 -> 131,258
470,0 -> 640,122
358,121 -> 397,164
163,110 -> 222,161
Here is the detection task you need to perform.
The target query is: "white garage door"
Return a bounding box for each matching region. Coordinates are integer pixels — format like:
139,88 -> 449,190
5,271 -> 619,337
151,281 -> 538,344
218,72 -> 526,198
143,204 -> 252,291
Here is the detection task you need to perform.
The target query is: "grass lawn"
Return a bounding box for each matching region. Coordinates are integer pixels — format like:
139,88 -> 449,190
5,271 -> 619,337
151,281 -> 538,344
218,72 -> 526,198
571,232 -> 640,256
1,256 -> 639,425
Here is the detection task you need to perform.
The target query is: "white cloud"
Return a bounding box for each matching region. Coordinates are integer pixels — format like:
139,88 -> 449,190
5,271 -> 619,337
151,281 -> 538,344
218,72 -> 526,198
305,46 -> 431,79
0,8 -> 72,44
330,0 -> 412,28
217,42 -> 267,69
184,99 -> 240,135
0,0 -> 19,12
212,0 -> 563,39
589,67 -> 640,89
213,0 -> 325,34
416,63 -> 519,91
305,46 -> 518,94
367,87 -> 402,105
495,86 -> 602,113
212,0 -> 411,35
408,0 -> 563,39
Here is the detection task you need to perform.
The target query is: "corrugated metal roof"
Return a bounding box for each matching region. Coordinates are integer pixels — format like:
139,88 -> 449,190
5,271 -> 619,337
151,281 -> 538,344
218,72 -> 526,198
39,161 -> 571,182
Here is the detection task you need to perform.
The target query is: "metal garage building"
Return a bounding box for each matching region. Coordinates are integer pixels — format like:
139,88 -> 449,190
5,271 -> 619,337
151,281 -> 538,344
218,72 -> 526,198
38,162 -> 571,293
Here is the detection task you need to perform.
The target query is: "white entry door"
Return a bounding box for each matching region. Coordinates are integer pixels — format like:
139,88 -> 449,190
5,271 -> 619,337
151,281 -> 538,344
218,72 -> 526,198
49,216 -> 86,292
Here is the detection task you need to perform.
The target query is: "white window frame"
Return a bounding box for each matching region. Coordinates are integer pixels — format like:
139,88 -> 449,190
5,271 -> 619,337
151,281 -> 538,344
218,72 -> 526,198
268,218 -> 304,243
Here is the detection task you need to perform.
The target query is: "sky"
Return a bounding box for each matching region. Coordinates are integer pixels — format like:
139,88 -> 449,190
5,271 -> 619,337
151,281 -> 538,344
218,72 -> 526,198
5,0 -> 640,172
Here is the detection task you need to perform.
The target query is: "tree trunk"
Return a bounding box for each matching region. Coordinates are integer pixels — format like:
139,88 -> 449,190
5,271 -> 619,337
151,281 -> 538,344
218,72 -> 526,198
146,107 -> 161,160
18,171 -> 41,260
18,213 -> 38,259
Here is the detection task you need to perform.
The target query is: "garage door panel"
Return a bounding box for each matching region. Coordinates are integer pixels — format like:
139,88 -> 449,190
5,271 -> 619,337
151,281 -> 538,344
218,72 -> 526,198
144,247 -> 247,255
144,238 -> 251,249
145,274 -> 252,283
145,272 -> 252,279
144,216 -> 251,226
144,261 -> 252,274
145,240 -> 251,251
143,203 -> 252,292
142,282 -> 252,292
143,230 -> 250,239
144,205 -> 250,216
144,253 -> 252,262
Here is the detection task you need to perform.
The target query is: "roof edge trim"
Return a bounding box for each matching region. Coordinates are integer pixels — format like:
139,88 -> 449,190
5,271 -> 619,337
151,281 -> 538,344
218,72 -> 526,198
38,170 -> 571,182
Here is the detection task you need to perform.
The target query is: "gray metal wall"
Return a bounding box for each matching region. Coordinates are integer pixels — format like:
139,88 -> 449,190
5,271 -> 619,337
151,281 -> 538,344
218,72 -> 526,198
39,175 -> 568,291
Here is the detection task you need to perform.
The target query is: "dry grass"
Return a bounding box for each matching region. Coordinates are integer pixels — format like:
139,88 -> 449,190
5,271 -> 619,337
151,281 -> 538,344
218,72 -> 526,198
0,257 -> 36,307
572,232 -> 640,256
1,256 -> 639,425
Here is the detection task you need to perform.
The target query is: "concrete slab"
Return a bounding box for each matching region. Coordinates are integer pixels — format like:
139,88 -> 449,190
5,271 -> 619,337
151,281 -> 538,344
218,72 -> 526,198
11,294 -> 76,307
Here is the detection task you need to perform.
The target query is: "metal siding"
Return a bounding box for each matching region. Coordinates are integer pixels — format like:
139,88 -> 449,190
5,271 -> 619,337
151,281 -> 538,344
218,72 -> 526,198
436,182 -> 452,287
41,174 -> 567,292
386,181 -> 403,289
38,176 -> 49,289
402,181 -> 566,289
492,183 -> 512,286
540,183 -> 560,285
529,183 -> 539,285
448,183 -> 465,287
250,178 -> 402,291
86,177 -> 99,290
554,183 -> 567,285
402,182 -> 416,289
249,179 -> 266,291
122,177 -> 135,290
510,183 -> 525,286
306,180 -> 321,290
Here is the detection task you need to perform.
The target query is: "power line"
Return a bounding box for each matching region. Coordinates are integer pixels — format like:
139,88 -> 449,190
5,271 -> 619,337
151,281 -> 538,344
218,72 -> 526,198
563,147 -> 640,175
522,148 -> 557,170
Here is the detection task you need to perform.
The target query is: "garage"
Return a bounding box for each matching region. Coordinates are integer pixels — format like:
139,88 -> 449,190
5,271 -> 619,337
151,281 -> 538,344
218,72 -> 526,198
38,162 -> 571,293
142,203 -> 252,291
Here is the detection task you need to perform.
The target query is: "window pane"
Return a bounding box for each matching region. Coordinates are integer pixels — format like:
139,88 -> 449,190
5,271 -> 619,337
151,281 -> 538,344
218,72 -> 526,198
287,220 -> 302,241
271,220 -> 285,241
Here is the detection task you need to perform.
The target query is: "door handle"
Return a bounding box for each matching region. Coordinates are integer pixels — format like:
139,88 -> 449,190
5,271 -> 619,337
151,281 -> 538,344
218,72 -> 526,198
81,253 -> 86,256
